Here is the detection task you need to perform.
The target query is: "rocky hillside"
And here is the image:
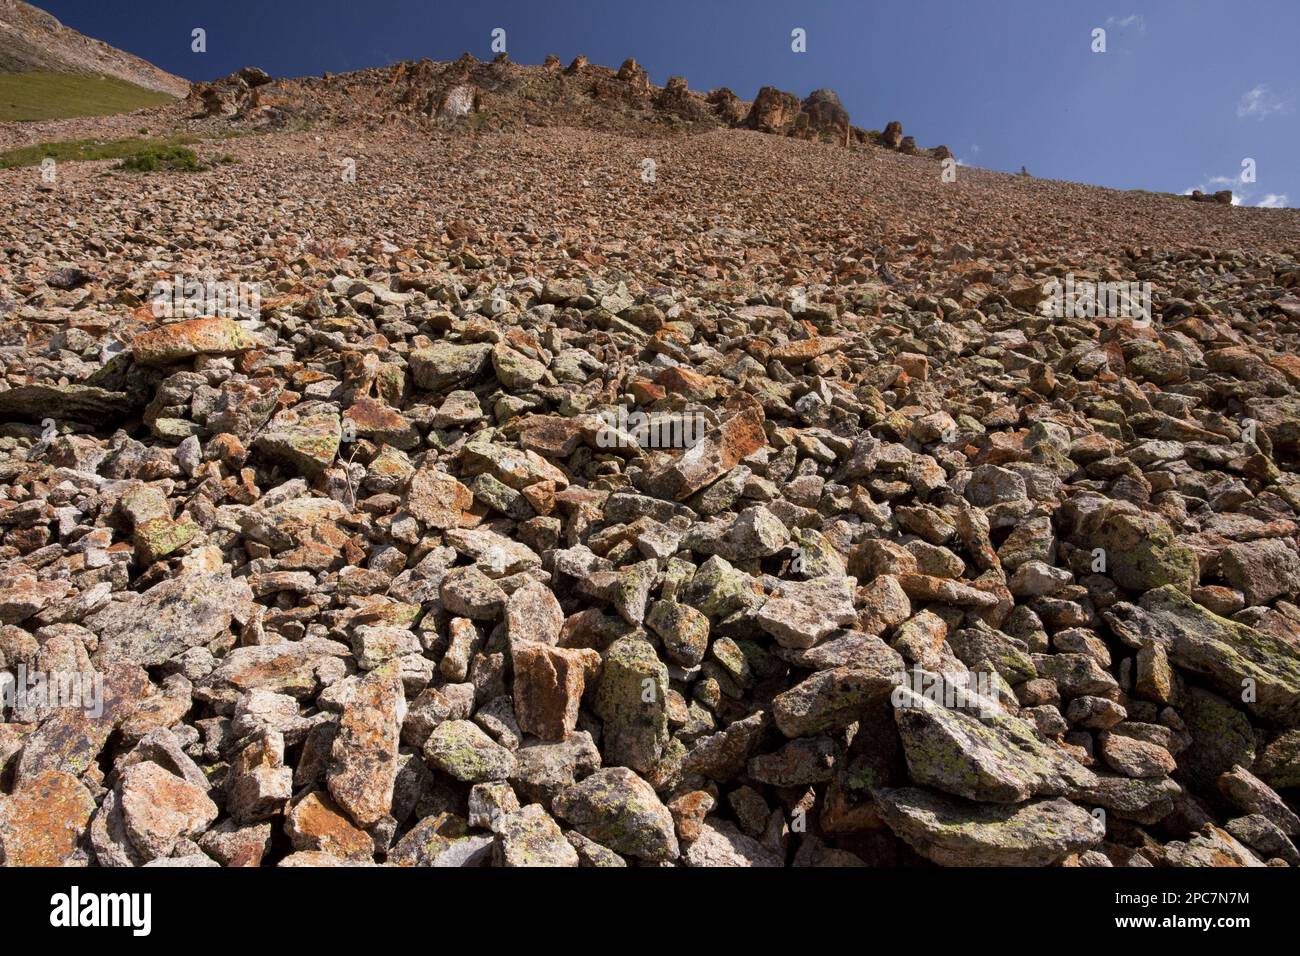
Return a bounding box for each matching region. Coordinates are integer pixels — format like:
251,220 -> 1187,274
0,0 -> 188,96
1,45 -> 1300,870
187,54 -> 950,161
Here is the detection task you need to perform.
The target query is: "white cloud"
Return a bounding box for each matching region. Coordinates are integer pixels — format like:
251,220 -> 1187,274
1184,175 -> 1292,209
1237,85 -> 1289,120
969,144 -> 981,155
1105,14 -> 1146,33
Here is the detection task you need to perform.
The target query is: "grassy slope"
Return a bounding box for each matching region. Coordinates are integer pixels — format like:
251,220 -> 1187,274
0,71 -> 176,121
0,135 -> 199,168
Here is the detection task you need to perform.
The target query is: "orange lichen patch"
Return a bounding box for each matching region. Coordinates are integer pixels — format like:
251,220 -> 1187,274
131,317 -> 257,365
0,770 -> 95,865
769,335 -> 847,363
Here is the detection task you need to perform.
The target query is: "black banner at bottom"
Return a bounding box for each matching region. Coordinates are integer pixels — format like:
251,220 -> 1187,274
2,865 -> 1284,942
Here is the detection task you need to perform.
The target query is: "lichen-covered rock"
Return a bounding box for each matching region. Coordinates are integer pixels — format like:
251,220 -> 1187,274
594,636 -> 668,773
327,660 -> 405,827
255,401 -> 342,477
893,685 -> 1097,802
875,788 -> 1105,866
88,563 -> 253,667
131,318 -> 259,365
1108,585 -> 1300,727
493,804 -> 579,867
552,767 -> 679,861
423,720 -> 517,782
1082,503 -> 1199,593
284,790 -> 373,861
118,762 -> 218,861
0,770 -> 96,866
1219,538 -> 1300,607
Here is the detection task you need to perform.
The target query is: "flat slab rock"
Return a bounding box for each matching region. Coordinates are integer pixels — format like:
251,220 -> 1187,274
875,787 -> 1105,866
88,567 -> 254,667
894,685 -> 1097,803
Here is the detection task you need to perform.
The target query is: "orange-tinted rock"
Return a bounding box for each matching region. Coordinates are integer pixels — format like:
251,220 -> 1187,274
0,770 -> 95,865
284,790 -> 373,861
131,318 -> 258,365
403,466 -> 473,529
646,405 -> 766,501
513,643 -> 602,740
769,336 -> 847,363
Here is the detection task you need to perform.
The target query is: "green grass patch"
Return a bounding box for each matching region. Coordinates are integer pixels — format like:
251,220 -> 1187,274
0,135 -> 201,170
0,71 -> 176,122
117,143 -> 201,172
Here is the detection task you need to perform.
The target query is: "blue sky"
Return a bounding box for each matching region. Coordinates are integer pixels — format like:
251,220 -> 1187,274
33,0 -> 1300,207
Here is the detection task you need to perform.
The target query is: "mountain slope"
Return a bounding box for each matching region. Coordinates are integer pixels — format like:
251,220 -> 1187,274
0,0 -> 188,96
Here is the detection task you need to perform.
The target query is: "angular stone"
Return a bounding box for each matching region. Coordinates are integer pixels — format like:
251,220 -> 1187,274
1220,538 -> 1300,607
645,405 -> 766,501
748,736 -> 837,786
1164,825 -> 1265,867
857,574 -> 912,635
894,685 -> 1097,802
0,382 -> 135,424
757,575 -> 858,648
284,790 -> 373,861
646,600 -> 710,666
773,653 -> 902,737
594,636 -> 668,773
1076,773 -> 1182,825
512,643 -> 601,741
875,788 -> 1104,866
439,566 -> 506,620
492,344 -> 548,389
131,317 -> 258,365
1084,503 -> 1198,593
1108,585 -> 1300,726
255,401 -> 342,477
343,396 -> 419,449
468,781 -> 521,832
226,730 -> 293,823
1225,815 -> 1300,864
118,762 -> 219,861
552,767 -> 679,861
89,565 -> 253,667
683,819 -> 783,867
446,527 -> 542,575
404,466 -> 473,529
327,661 -> 405,827
1098,732 -> 1176,778
0,769 -> 95,866
682,711 -> 767,782
493,804 -> 579,867
896,572 -> 1000,608
199,637 -> 351,699
1217,765 -> 1300,834
509,731 -> 601,804
409,341 -> 492,391
423,720 -> 516,782
389,813 -> 473,866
